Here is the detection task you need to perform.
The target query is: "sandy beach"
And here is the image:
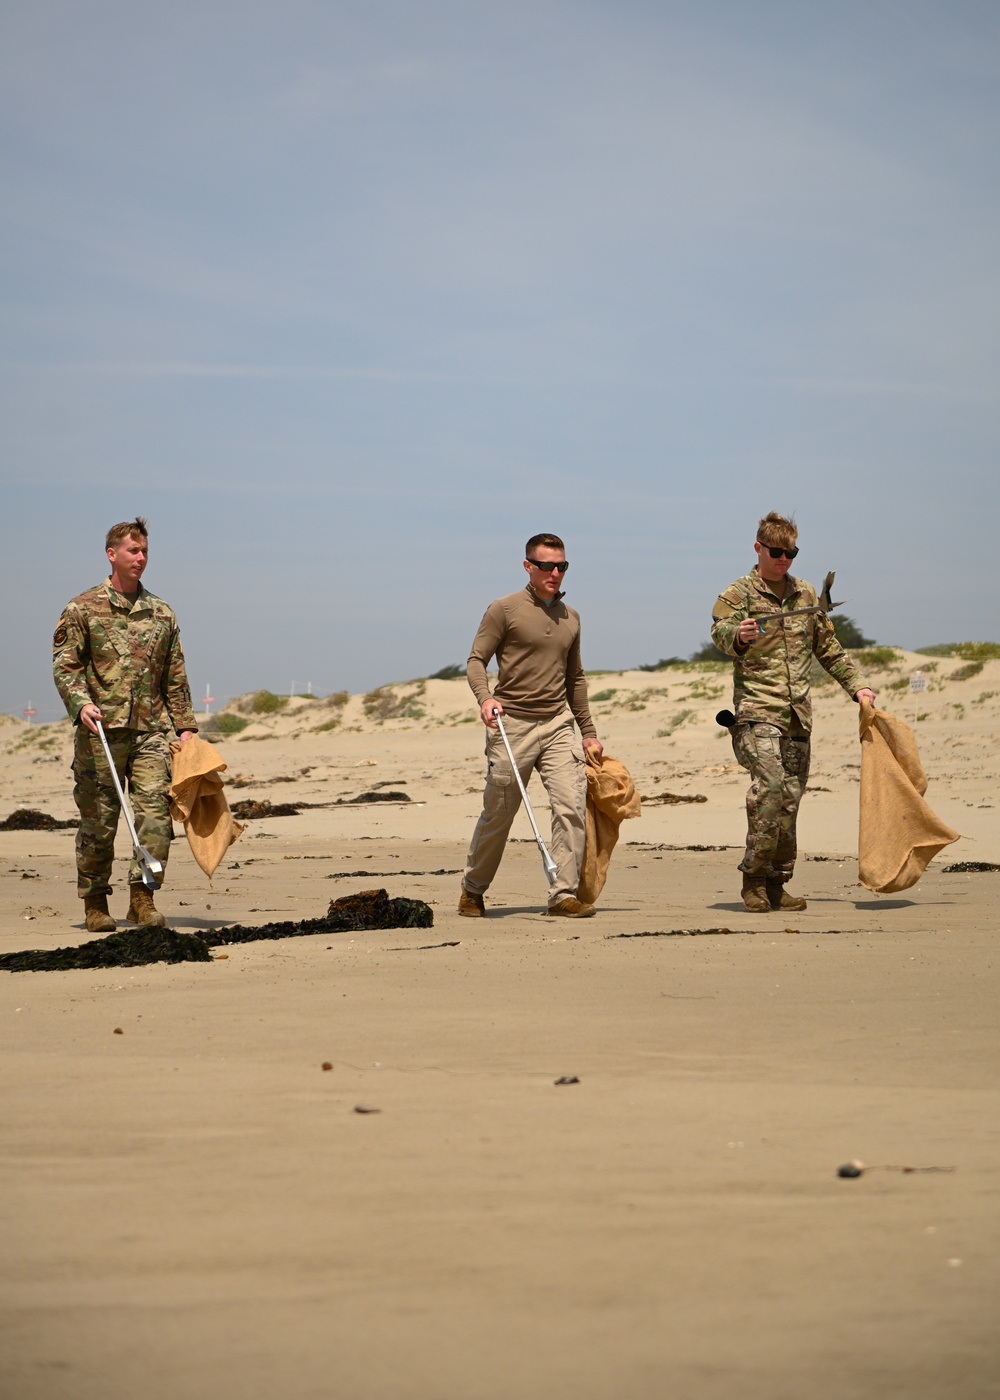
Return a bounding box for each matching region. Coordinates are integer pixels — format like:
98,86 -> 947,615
2,654 -> 998,1399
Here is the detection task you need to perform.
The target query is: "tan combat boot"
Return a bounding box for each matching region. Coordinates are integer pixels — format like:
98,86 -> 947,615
127,883 -> 166,928
458,886 -> 486,917
741,875 -> 771,913
84,895 -> 116,933
547,897 -> 596,918
766,879 -> 807,912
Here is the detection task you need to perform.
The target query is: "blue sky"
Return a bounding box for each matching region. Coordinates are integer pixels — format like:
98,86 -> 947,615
2,0 -> 998,720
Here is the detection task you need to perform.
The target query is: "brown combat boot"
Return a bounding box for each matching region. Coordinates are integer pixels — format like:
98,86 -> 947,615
547,897 -> 596,918
766,879 -> 807,912
458,886 -> 486,917
84,895 -> 116,933
127,883 -> 166,928
741,875 -> 771,913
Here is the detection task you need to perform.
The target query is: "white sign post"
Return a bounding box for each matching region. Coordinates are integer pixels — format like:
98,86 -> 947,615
909,671 -> 927,726
203,683 -> 215,717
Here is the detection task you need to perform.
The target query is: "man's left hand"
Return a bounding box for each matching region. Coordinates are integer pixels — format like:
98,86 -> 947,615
855,689 -> 877,706
583,736 -> 604,761
178,730 -> 196,745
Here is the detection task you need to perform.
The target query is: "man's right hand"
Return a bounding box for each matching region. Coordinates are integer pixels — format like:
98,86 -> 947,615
481,697 -> 503,729
79,703 -> 102,734
736,618 -> 761,647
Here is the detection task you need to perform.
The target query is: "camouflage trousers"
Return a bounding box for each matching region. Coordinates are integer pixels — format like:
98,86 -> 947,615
72,727 -> 173,898
731,721 -> 811,880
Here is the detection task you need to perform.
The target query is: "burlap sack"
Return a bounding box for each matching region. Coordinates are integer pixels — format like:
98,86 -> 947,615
858,703 -> 958,893
169,736 -> 243,881
577,751 -> 641,904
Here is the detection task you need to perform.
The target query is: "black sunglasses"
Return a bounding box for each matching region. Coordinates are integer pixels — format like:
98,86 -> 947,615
760,544 -> 798,560
527,558 -> 569,573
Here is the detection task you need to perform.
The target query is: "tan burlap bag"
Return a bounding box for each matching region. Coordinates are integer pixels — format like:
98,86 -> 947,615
577,751 -> 641,905
858,703 -> 958,893
169,735 -> 243,881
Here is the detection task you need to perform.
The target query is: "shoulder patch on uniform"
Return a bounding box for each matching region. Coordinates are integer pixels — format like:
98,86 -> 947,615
53,623 -> 68,647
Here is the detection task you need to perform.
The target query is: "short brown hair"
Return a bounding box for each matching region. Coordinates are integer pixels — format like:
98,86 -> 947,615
756,512 -> 797,550
106,517 -> 149,551
525,532 -> 565,556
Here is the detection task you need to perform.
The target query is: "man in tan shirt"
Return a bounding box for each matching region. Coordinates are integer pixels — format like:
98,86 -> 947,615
460,533 -> 604,918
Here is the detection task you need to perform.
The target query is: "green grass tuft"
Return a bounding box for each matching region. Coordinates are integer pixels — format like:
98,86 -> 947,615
212,713 -> 250,735
916,641 -> 1000,660
852,647 -> 901,669
655,709 -> 696,737
252,690 -> 289,714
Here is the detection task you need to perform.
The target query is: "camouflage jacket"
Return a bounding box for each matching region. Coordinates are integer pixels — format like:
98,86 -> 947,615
52,580 -> 198,733
711,569 -> 868,732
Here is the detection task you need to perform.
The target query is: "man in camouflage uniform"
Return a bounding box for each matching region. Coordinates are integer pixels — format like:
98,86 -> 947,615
53,517 -> 198,932
711,512 -> 876,913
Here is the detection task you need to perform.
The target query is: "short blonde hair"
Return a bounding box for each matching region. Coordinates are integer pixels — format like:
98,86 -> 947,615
106,517 -> 149,550
756,511 -> 797,550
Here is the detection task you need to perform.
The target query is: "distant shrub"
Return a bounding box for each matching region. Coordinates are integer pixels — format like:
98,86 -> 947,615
954,642 -> 1000,661
312,718 -> 341,733
951,660 -> 985,682
886,677 -> 910,691
429,664 -> 464,680
325,691 -> 349,708
831,614 -> 876,648
689,641 -> 729,663
590,689 -> 618,703
637,657 -> 685,672
852,647 -> 901,670
916,642 -> 1000,660
212,713 -> 249,735
252,690 -> 288,715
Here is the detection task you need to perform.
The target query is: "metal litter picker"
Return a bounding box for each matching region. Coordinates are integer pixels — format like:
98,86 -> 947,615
492,708 -> 559,886
94,718 -> 163,891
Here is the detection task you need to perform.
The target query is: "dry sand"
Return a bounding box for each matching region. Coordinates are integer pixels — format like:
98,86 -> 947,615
1,654 -> 999,1399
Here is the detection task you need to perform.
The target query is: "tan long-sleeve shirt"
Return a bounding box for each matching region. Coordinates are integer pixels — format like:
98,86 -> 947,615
467,586 -> 597,738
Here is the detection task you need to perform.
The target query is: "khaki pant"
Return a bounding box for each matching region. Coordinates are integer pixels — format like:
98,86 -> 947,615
731,721 -> 811,880
463,710 -> 587,906
72,727 -> 173,898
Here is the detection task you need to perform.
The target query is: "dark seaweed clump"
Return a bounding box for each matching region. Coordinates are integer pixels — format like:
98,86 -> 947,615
342,790 -> 410,804
209,888 -> 432,945
0,808 -> 80,831
229,792 -> 411,820
0,888 -> 433,972
0,927 -> 213,972
942,861 -> 1000,873
229,798 -> 304,819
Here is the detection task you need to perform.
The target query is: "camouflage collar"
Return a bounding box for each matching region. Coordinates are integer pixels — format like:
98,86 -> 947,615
102,579 -> 153,615
750,567 -> 801,605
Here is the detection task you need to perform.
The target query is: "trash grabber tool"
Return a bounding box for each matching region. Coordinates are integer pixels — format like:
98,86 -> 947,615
94,718 -> 163,891
755,569 -> 845,635
492,709 -> 559,886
